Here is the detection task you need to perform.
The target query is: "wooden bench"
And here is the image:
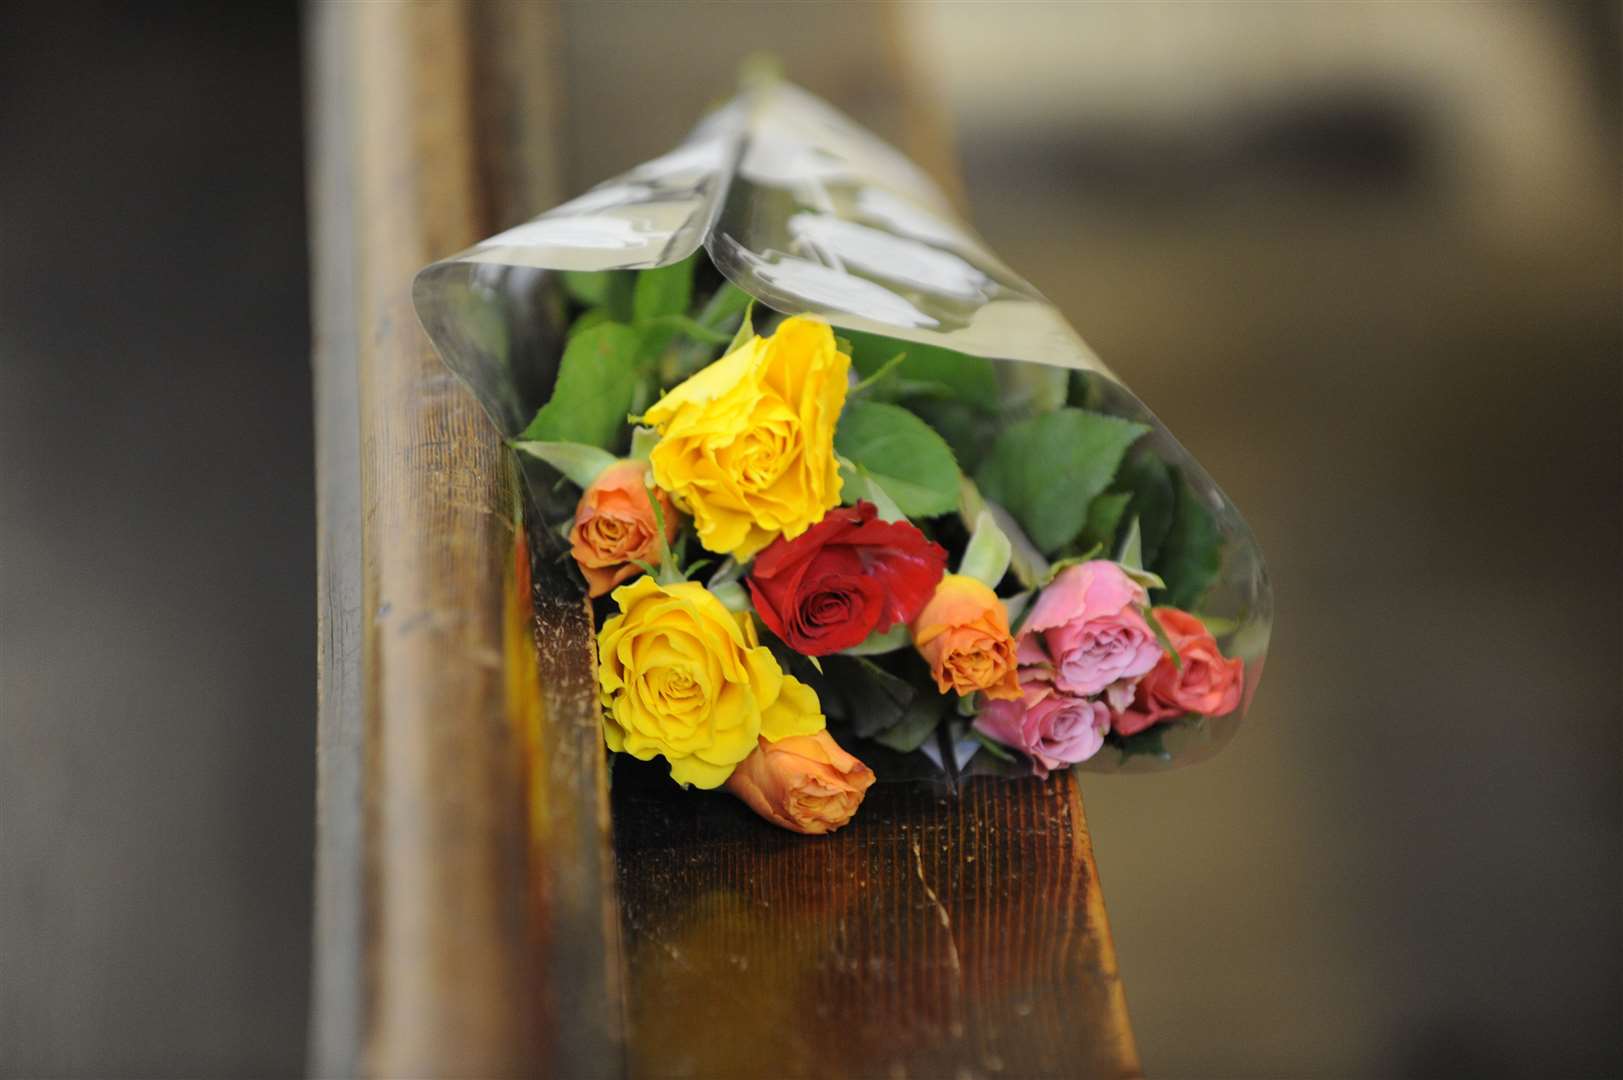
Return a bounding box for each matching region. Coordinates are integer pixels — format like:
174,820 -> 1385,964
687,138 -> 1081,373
307,4 -> 1139,1076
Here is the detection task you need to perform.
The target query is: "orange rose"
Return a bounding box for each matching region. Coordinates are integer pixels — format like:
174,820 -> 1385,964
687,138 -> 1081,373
910,574 -> 1022,700
569,460 -> 679,597
724,730 -> 876,834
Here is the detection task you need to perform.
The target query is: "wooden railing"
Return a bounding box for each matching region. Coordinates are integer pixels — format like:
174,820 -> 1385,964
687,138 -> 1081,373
307,3 -> 1139,1076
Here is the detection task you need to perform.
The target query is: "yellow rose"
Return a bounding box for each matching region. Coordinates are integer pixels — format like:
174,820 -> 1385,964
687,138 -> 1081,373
598,576 -> 825,787
643,315 -> 848,560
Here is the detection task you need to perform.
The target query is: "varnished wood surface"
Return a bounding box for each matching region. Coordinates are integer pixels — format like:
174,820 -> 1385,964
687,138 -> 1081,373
308,2 -> 1136,1076
308,3 -> 620,1077
614,764 -> 1139,1080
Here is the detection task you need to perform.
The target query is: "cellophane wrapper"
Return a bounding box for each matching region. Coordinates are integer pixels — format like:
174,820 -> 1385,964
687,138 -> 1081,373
414,81 -> 1272,774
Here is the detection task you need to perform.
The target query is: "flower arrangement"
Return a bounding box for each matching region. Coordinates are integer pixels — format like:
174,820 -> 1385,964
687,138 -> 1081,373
414,78 -> 1270,836
510,259 -> 1254,834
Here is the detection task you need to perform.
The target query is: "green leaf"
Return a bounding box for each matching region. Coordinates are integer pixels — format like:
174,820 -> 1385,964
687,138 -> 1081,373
510,440 -> 619,489
1194,613 -> 1240,636
849,350 -> 908,396
1112,725 -> 1172,762
519,322 -> 641,449
909,398 -> 998,471
1001,590 -> 1032,630
837,458 -> 907,523
846,330 -> 1000,412
1153,470 -> 1222,609
870,695 -> 943,753
998,364 -> 1069,421
958,477 -> 1049,591
1139,604 -> 1183,671
727,298 -> 757,354
959,510 -> 1011,588
629,425 -> 659,461
1109,714 -> 1199,762
1112,452 -> 1176,567
660,283 -> 755,384
632,257 -> 696,322
834,400 -> 961,518
840,624 -> 911,657
560,270 -> 633,321
799,656 -> 916,740
560,270 -> 608,306
975,408 -> 1148,554
1080,490 -> 1133,554
971,729 -> 1018,763
700,282 -> 754,334
1117,516 -> 1144,570
645,482 -> 684,586
710,580 -> 749,612
1122,564 -> 1167,593
630,259 -> 698,366
566,307 -> 611,340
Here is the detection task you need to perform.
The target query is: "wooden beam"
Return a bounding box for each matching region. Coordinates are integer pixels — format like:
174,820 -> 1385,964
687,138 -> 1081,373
612,761 -> 1139,1079
307,3 -> 619,1076
309,3 -> 1137,1076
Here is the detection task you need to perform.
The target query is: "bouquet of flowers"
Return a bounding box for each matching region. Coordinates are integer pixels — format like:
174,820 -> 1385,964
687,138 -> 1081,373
414,79 -> 1271,835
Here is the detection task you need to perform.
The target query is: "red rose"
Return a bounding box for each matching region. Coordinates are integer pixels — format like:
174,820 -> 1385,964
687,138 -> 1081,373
1114,608 -> 1244,737
747,501 -> 947,655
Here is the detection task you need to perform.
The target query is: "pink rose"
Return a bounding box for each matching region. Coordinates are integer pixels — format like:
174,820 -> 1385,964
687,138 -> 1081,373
974,670 -> 1110,778
1017,561 -> 1162,696
1115,608 -> 1244,736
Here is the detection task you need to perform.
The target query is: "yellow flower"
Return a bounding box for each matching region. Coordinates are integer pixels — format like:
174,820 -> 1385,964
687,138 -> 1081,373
643,315 -> 848,559
598,576 -> 825,788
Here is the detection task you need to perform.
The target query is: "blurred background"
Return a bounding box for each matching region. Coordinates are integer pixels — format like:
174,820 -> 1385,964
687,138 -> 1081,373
2,2 -> 1617,1077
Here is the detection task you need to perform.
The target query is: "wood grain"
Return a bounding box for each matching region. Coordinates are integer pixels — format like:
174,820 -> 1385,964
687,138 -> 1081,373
308,3 -> 618,1077
613,763 -> 1139,1079
309,2 -> 1137,1076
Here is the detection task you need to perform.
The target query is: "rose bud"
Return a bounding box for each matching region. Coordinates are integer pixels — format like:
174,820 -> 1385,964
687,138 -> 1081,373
724,731 -> 876,834
974,669 -> 1111,778
569,460 -> 679,598
1016,560 -> 1162,697
1115,608 -> 1244,736
910,574 -> 1022,700
747,501 -> 947,655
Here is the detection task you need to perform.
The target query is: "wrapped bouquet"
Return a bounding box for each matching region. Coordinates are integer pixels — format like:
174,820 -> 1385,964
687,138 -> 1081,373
414,78 -> 1272,835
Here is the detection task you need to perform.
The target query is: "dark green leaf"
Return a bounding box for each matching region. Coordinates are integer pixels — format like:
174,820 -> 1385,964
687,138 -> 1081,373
793,655 -> 916,739
518,322 -> 641,450
1152,469 -> 1222,609
844,658 -> 918,740
834,400 -> 961,518
1111,451 -> 1175,567
1080,490 -> 1133,553
871,695 -> 945,753
910,398 -> 999,472
975,408 -> 1148,554
846,330 -> 999,412
1110,714 -> 1199,762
